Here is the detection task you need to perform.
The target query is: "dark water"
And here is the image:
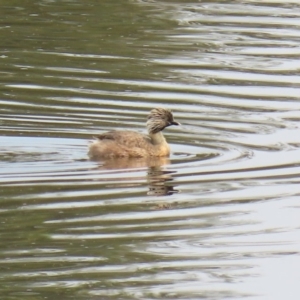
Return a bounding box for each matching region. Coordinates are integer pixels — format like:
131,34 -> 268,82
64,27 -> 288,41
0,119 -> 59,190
1,1 -> 300,299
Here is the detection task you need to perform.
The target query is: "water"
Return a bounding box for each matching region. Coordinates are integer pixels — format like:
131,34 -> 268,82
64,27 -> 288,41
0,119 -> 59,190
1,0 -> 300,299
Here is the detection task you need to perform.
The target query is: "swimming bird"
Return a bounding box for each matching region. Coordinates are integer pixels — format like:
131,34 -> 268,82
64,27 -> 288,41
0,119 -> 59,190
88,107 -> 180,159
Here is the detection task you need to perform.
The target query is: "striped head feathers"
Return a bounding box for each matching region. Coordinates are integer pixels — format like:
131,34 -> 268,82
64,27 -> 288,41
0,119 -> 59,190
146,107 -> 180,134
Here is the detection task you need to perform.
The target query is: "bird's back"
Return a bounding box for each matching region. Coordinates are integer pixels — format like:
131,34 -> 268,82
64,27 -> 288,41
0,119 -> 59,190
96,130 -> 151,147
88,130 -> 169,159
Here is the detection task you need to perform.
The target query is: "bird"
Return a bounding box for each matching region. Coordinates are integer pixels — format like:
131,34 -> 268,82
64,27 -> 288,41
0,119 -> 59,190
88,107 -> 180,159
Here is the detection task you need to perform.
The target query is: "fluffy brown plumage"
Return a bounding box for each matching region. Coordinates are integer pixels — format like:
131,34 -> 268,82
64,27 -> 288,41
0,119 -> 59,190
88,107 -> 180,159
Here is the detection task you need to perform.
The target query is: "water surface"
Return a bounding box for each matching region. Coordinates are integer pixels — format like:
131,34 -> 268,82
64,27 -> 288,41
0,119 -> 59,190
1,1 -> 300,299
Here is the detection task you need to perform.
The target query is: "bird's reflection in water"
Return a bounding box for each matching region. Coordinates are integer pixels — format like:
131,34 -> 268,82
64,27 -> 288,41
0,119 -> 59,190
147,166 -> 178,196
93,156 -> 178,196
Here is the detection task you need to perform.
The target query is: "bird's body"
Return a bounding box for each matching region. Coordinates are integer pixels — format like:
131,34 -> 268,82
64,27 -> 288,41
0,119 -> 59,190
88,108 -> 179,159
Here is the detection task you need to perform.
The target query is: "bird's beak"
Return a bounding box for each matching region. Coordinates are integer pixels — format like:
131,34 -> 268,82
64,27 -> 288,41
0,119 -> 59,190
171,121 -> 180,126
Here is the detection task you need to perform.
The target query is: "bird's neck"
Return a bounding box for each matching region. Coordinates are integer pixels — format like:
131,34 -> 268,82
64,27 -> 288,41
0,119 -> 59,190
149,131 -> 166,145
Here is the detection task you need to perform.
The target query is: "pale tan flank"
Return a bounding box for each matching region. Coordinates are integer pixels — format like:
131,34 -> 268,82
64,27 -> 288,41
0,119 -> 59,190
88,107 -> 180,159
